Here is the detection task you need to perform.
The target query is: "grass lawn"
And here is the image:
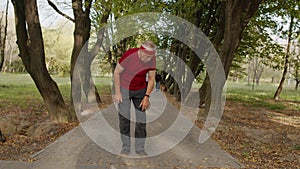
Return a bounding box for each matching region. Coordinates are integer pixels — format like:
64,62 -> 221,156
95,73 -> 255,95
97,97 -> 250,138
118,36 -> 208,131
0,73 -> 113,107
225,81 -> 299,112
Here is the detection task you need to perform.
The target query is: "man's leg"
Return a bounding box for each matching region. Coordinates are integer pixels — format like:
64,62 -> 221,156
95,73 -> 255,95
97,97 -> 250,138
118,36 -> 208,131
118,89 -> 131,152
135,114 -> 146,152
131,89 -> 147,153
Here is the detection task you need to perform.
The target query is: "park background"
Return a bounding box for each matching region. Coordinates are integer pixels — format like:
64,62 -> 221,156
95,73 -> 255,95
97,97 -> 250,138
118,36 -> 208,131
0,0 -> 299,168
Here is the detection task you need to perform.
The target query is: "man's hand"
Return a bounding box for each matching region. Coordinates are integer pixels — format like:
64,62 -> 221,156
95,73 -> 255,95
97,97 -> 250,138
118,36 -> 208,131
139,96 -> 150,111
113,93 -> 123,103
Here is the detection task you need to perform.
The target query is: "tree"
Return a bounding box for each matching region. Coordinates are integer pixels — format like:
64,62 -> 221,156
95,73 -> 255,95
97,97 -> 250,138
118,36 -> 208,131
162,0 -> 217,102
293,58 -> 300,90
273,0 -> 300,100
70,0 -> 96,113
11,0 -> 72,123
46,0 -> 262,111
47,0 -> 113,114
197,0 -> 262,111
230,9 -> 286,85
290,42 -> 300,90
0,0 -> 9,71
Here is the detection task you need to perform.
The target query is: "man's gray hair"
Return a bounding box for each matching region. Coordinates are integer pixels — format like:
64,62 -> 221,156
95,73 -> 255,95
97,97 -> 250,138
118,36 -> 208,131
142,40 -> 156,51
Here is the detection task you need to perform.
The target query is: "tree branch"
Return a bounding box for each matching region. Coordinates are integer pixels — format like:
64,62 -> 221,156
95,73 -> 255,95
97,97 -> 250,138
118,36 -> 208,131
47,0 -> 75,22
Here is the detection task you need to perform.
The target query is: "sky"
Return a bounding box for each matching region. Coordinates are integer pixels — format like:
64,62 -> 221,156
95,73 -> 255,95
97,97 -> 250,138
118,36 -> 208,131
0,0 -> 73,29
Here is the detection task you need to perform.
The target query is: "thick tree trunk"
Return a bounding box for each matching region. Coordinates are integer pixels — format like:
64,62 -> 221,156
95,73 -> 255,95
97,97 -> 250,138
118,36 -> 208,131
71,0 -> 100,114
199,0 -> 262,112
12,0 -> 71,123
71,0 -> 110,113
274,15 -> 294,100
220,0 -> 262,77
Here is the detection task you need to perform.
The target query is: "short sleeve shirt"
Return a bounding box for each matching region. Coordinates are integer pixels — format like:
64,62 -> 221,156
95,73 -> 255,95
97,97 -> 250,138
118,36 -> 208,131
119,48 -> 156,90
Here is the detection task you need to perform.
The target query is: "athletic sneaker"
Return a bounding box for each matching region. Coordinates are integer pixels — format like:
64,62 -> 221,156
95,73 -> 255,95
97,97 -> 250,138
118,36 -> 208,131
120,149 -> 130,156
136,150 -> 148,157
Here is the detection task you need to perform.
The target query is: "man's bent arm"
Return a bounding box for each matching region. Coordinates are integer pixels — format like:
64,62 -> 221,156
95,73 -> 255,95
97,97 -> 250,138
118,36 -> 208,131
146,70 -> 155,96
139,70 -> 155,111
113,63 -> 124,103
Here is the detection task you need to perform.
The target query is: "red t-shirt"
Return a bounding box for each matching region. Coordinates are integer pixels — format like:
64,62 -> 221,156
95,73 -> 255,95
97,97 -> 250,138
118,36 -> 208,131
119,48 -> 156,90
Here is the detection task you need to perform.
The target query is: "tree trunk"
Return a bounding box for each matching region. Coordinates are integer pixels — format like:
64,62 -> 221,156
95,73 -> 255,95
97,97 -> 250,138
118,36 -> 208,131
174,45 -> 186,101
274,15 -> 294,100
221,0 -> 262,77
11,0 -> 72,123
166,75 -> 175,94
199,73 -> 210,108
247,61 -> 251,85
199,0 -> 262,113
71,0 -> 100,115
83,10 -> 110,105
0,0 -> 9,71
256,66 -> 264,86
71,0 -> 110,113
182,50 -> 203,101
295,66 -> 299,91
252,57 -> 257,90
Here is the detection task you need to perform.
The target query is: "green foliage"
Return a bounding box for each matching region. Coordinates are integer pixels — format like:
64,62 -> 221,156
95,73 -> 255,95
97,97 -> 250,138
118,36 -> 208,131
230,0 -> 300,82
233,5 -> 286,75
270,0 -> 300,38
42,27 -> 73,76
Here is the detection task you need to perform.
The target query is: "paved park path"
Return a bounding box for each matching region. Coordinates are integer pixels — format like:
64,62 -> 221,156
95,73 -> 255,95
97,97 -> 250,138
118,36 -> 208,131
0,91 -> 243,169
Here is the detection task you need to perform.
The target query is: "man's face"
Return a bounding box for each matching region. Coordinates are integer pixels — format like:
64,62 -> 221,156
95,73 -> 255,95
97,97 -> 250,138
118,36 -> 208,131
139,50 -> 155,63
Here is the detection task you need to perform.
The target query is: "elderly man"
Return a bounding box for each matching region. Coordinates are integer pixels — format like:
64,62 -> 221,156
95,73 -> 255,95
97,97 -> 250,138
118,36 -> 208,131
113,40 -> 156,157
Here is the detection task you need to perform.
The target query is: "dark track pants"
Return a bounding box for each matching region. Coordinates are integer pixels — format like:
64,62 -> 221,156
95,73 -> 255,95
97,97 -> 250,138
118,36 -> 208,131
118,88 -> 147,152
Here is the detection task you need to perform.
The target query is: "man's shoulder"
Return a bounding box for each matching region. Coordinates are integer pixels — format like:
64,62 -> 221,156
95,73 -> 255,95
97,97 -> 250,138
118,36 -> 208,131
123,48 -> 139,57
119,48 -> 139,64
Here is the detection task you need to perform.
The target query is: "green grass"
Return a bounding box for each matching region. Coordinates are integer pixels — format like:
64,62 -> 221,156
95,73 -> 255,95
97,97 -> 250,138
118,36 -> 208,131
0,84 -> 42,109
1,73 -> 299,113
0,73 -> 112,109
0,73 -> 35,85
225,81 -> 299,112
